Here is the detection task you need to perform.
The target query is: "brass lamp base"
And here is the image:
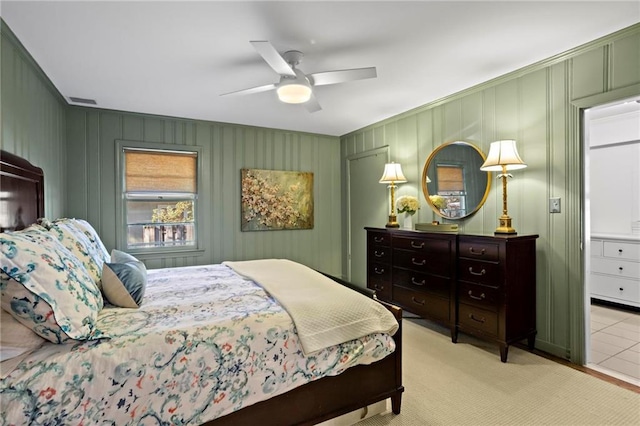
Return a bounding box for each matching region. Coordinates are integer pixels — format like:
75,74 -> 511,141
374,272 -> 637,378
386,214 -> 400,228
494,214 -> 517,235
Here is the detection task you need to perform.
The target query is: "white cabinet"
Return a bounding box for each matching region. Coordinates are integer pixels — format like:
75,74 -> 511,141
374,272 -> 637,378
591,235 -> 640,308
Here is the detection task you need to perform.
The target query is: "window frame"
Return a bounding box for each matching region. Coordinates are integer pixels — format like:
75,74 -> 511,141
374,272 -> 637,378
115,140 -> 204,258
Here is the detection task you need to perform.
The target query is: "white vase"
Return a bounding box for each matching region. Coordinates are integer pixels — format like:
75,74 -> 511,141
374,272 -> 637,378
402,212 -> 414,230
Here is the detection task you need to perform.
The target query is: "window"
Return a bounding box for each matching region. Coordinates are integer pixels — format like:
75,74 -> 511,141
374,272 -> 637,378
120,146 -> 199,252
436,164 -> 467,218
436,165 -> 464,192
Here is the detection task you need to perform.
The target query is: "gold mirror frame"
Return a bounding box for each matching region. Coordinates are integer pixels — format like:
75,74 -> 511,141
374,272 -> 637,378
421,141 -> 491,220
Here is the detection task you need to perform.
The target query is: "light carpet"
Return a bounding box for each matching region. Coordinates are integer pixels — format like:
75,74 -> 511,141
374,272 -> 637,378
357,318 -> 640,426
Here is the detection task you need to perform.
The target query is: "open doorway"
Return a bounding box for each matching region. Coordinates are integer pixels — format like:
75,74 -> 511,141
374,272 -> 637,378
584,97 -> 640,386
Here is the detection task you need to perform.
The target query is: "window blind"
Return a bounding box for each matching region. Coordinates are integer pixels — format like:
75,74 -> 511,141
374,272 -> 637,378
437,166 -> 464,192
125,150 -> 197,192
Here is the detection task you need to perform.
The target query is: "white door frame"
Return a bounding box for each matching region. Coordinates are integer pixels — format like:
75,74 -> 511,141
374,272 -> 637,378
573,85 -> 640,365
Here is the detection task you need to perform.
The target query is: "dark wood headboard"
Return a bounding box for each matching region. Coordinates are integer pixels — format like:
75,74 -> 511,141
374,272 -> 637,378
0,150 -> 44,232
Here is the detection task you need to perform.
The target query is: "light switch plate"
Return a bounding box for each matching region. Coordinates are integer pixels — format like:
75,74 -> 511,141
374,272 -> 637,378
550,197 -> 561,213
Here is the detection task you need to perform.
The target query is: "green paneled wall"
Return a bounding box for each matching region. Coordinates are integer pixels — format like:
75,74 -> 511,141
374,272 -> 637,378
66,108 -> 342,274
341,23 -> 640,363
1,21 -> 67,219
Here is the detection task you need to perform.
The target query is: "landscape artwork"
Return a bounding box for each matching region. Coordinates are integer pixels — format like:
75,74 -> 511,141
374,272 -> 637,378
241,168 -> 314,231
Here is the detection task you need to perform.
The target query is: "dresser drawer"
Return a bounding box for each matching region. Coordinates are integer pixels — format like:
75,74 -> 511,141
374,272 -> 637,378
393,285 -> 450,323
368,231 -> 391,247
458,282 -> 500,311
591,240 -> 603,257
368,282 -> 392,302
393,235 -> 453,255
368,245 -> 392,264
393,249 -> 452,277
591,257 -> 640,280
603,241 -> 640,261
367,261 -> 392,301
458,303 -> 498,337
368,262 -> 390,284
458,240 -> 500,262
590,274 -> 640,307
458,258 -> 501,287
393,267 -> 451,298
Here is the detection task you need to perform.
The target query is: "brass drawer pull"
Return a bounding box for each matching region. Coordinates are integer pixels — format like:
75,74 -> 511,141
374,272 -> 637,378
411,241 -> 425,249
374,236 -> 384,243
468,247 -> 486,256
411,277 -> 426,286
374,267 -> 385,274
468,267 -> 486,276
469,313 -> 486,323
468,291 -> 485,301
412,297 -> 426,306
374,250 -> 385,257
412,258 -> 426,266
374,284 -> 384,291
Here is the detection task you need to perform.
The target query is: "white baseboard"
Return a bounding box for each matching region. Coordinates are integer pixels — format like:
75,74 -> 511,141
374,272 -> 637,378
317,400 -> 387,426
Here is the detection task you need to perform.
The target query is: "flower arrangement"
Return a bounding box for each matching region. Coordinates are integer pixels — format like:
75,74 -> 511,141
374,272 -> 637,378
429,195 -> 447,210
396,195 -> 420,215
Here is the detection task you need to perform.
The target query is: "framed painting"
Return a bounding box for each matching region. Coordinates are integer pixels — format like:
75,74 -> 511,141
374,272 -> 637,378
241,168 -> 314,231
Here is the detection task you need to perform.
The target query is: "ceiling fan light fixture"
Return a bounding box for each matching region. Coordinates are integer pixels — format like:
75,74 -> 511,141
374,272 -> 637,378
277,80 -> 312,104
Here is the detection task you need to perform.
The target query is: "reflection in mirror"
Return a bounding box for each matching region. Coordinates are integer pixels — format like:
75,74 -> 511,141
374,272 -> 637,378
421,141 -> 490,220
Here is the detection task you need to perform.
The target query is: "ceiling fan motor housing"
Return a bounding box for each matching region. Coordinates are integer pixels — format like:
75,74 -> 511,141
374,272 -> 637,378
283,50 -> 304,67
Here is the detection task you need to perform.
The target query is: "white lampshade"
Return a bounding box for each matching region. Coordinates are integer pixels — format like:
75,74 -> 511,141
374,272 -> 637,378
379,162 -> 408,183
277,81 -> 312,104
480,140 -> 527,172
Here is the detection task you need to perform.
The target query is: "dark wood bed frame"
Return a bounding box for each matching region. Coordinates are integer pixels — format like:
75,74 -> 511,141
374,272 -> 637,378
0,150 -> 404,426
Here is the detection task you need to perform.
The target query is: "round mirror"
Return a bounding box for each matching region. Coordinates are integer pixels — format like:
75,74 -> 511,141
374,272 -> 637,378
421,141 -> 490,220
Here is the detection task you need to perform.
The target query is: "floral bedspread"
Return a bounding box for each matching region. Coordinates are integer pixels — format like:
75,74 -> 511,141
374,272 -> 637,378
0,264 -> 396,425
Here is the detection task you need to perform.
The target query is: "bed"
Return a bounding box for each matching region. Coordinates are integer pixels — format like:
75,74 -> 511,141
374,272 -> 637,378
0,150 -> 404,426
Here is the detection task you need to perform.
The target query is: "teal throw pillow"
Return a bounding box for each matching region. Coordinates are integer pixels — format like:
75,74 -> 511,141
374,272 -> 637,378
102,250 -> 147,308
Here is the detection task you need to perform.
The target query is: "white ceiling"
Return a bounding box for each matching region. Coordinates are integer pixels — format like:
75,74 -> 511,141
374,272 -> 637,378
2,1 -> 639,136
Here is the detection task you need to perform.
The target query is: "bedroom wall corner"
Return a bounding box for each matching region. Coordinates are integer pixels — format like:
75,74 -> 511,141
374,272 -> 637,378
0,19 -> 68,220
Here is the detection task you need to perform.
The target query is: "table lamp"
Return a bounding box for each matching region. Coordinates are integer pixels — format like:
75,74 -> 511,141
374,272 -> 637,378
480,140 -> 527,234
379,162 -> 407,228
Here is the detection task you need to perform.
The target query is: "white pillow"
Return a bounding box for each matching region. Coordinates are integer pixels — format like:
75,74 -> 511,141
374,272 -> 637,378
1,308 -> 45,361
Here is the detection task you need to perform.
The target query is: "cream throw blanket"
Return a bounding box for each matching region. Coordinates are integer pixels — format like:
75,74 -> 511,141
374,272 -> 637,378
223,259 -> 399,355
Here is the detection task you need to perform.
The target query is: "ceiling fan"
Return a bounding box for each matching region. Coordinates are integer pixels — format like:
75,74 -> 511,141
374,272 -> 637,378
220,41 -> 377,112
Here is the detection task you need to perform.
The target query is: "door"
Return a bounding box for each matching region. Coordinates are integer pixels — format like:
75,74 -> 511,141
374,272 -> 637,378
347,147 -> 389,287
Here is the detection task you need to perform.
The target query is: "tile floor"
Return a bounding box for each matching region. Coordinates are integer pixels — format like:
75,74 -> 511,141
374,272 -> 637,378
589,303 -> 640,386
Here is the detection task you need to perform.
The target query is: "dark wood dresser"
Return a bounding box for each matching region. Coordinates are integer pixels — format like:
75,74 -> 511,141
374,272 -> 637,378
365,228 -> 538,362
455,234 -> 538,362
366,228 -> 457,338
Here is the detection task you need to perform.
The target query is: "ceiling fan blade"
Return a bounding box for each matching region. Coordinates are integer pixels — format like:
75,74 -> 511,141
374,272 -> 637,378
220,83 -> 277,97
309,67 -> 377,86
304,93 -> 322,113
250,41 -> 296,77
